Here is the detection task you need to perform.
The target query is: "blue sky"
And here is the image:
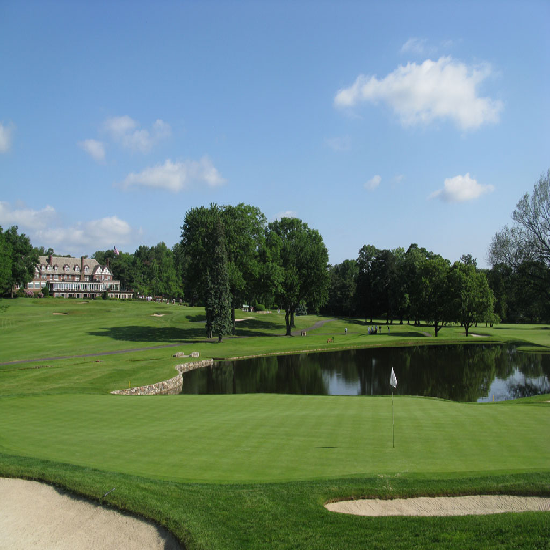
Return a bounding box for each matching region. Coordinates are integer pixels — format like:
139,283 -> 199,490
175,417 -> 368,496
1,0 -> 548,268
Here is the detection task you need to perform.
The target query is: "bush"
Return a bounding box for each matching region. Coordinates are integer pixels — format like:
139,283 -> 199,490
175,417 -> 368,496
295,303 -> 307,316
41,285 -> 50,297
254,303 -> 265,312
102,291 -> 110,300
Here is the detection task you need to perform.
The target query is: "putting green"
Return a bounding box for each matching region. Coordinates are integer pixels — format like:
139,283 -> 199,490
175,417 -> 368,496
1,394 -> 548,483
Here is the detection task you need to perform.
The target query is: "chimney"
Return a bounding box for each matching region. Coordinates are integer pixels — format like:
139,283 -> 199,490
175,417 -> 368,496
49,255 -> 53,265
81,256 -> 85,276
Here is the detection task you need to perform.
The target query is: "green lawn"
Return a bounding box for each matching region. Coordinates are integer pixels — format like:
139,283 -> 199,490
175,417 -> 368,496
0,298 -> 549,549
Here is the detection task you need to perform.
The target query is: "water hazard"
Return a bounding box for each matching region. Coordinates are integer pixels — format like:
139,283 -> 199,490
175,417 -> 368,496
180,345 -> 550,402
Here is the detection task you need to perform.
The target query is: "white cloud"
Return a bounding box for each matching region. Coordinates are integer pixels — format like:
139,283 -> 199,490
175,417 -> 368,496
35,216 -> 133,252
0,201 -> 135,253
334,56 -> 503,130
121,157 -> 226,192
400,37 -> 429,55
103,116 -> 171,153
365,175 -> 381,191
0,202 -> 57,229
0,122 -> 14,153
78,139 -> 105,162
272,210 -> 298,221
429,173 -> 495,202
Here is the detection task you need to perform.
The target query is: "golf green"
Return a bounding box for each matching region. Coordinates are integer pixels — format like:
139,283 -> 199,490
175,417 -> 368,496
1,394 -> 548,483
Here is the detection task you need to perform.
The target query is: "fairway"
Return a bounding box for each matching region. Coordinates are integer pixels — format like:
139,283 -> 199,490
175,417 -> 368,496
1,299 -> 549,549
1,394 -> 548,483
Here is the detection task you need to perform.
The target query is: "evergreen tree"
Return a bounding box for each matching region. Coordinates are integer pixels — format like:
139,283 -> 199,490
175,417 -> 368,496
207,221 -> 233,342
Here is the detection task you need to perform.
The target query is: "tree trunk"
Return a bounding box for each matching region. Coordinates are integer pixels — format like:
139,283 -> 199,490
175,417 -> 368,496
285,308 -> 292,336
290,310 -> 295,329
434,321 -> 440,337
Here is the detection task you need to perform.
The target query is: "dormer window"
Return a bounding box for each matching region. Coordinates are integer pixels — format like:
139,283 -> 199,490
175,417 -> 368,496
74,266 -> 80,272
54,265 -> 58,271
84,266 -> 89,272
64,265 -> 69,272
47,265 -> 52,271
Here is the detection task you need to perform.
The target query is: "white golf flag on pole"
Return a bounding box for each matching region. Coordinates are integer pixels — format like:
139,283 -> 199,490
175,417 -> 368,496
390,367 -> 397,389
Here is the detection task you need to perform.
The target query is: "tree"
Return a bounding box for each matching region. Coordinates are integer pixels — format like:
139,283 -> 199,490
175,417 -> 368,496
180,204 -> 224,304
419,255 -> 451,337
489,170 -> 550,270
265,217 -> 329,336
180,204 -> 267,329
356,244 -> 378,323
488,169 -> 550,319
448,262 -> 494,337
0,228 -> 12,295
1,226 -> 39,298
206,221 -> 233,342
221,204 -> 267,333
323,260 -> 359,317
34,246 -> 55,256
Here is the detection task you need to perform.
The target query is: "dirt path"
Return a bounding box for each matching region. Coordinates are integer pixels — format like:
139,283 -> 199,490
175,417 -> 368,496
0,478 -> 181,550
326,495 -> 550,517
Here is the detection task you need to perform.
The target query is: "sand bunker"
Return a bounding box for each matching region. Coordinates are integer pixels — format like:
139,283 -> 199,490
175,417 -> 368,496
0,478 -> 181,550
326,495 -> 550,517
151,313 -> 165,317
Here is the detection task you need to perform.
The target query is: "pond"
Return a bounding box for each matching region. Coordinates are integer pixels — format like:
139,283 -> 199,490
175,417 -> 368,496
180,344 -> 550,402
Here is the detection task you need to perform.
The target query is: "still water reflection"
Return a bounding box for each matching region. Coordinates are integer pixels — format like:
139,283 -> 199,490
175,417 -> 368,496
180,345 -> 550,402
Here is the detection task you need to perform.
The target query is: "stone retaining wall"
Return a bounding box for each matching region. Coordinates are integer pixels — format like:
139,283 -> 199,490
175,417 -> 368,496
111,359 -> 214,396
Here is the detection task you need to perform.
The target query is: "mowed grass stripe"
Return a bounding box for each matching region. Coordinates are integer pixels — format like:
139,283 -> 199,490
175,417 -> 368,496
0,394 -> 547,483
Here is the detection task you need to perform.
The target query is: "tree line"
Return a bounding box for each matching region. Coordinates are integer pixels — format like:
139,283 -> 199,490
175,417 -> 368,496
2,169 -> 549,334
323,245 -> 494,336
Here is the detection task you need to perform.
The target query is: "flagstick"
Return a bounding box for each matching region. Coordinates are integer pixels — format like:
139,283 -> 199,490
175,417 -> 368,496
392,390 -> 394,449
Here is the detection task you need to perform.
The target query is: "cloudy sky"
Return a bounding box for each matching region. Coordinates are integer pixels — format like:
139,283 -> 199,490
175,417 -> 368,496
1,1 -> 548,267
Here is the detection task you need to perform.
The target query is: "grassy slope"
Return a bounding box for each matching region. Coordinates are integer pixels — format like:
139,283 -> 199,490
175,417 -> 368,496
1,298 -> 549,549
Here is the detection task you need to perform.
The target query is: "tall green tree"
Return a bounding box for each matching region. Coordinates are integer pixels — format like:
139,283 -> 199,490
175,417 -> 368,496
419,255 -> 451,337
2,226 -> 39,297
356,244 -> 378,323
221,204 -> 267,332
449,262 -> 494,337
323,259 -> 359,317
206,221 -> 233,342
265,217 -> 329,336
0,227 -> 12,295
489,170 -> 550,292
180,203 -> 267,329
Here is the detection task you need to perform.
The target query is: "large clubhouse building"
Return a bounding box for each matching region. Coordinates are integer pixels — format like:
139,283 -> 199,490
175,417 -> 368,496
27,255 -> 133,299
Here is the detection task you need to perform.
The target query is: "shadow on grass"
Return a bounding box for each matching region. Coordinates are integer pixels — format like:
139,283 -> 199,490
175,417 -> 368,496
89,319 -> 286,343
89,326 -> 202,342
186,314 -> 206,322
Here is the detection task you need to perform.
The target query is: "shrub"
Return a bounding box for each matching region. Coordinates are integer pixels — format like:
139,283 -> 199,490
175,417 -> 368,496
295,303 -> 307,316
254,303 -> 265,312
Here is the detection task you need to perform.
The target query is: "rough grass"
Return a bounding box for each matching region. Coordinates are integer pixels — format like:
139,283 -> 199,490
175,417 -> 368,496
0,298 -> 549,549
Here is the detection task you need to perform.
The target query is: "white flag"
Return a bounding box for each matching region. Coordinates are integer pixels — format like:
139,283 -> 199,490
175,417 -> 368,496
390,367 -> 397,389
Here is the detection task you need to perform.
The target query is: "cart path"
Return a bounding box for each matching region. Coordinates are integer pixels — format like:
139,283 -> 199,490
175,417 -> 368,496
0,318 -> 337,366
